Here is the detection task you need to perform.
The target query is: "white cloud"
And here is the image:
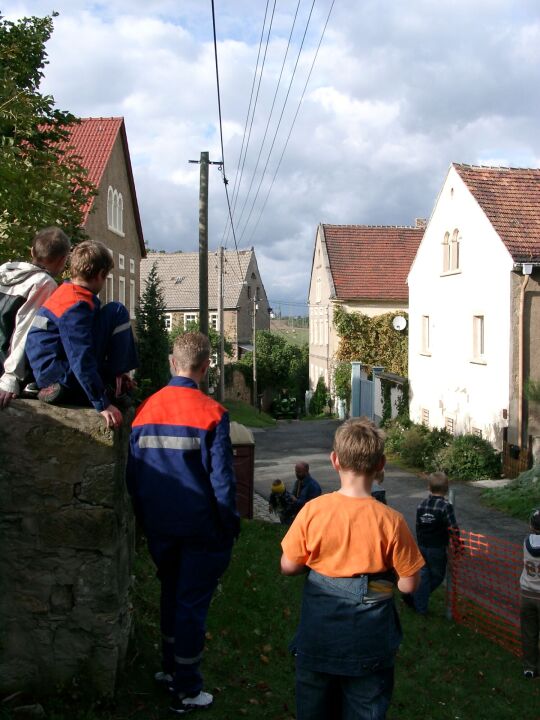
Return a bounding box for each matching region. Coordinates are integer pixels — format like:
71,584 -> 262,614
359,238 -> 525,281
3,0 -> 540,307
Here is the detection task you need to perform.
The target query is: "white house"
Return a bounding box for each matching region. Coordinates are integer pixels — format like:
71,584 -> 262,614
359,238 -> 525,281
408,163 -> 540,462
308,222 -> 424,391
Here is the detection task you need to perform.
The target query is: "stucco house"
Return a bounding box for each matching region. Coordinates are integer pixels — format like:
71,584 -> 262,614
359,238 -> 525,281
65,117 -> 146,318
141,248 -> 270,359
408,163 -> 540,465
308,222 -> 424,391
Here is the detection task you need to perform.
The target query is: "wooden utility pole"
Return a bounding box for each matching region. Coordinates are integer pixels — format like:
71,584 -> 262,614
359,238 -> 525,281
252,295 -> 257,409
217,246 -> 225,402
198,151 -> 209,339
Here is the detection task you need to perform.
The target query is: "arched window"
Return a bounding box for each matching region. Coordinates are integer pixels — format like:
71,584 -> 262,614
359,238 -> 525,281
107,187 -> 124,235
442,232 -> 450,272
107,186 -> 114,228
450,229 -> 459,271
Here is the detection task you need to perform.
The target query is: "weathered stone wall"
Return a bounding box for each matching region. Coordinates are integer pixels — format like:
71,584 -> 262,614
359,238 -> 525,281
0,400 -> 135,696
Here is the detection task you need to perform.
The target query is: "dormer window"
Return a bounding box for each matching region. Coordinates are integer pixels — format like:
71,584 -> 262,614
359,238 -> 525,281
107,186 -> 124,235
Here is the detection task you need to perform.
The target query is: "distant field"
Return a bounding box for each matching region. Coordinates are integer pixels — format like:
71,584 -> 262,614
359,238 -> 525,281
271,318 -> 308,347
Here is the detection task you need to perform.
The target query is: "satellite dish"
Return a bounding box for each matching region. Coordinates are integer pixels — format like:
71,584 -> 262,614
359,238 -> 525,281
392,315 -> 407,331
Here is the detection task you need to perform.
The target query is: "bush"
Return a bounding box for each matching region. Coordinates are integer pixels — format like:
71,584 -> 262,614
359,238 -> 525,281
383,420 -> 409,455
385,421 -> 453,471
483,465 -> 540,520
309,377 -> 329,415
435,434 -> 501,480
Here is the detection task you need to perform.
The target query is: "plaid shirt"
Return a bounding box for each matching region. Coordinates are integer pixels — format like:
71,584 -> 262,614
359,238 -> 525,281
416,494 -> 459,548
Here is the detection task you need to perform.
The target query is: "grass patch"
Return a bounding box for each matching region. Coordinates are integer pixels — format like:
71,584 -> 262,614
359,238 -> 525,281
224,400 -> 276,428
482,465 -> 540,522
2,521 -> 538,720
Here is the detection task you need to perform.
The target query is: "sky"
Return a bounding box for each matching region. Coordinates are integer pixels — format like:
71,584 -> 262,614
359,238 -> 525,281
4,1 -> 540,313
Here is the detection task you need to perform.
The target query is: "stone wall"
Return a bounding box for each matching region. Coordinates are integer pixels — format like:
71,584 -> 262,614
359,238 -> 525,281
0,400 -> 135,696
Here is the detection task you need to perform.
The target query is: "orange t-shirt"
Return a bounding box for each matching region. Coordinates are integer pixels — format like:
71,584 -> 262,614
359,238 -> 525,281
281,492 -> 425,578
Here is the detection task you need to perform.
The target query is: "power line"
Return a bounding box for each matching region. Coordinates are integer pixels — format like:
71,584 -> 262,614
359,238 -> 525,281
210,0 -> 243,280
231,0 -> 302,239
247,0 -> 336,246
222,0 -> 277,250
220,0 -> 271,248
237,0 -> 317,244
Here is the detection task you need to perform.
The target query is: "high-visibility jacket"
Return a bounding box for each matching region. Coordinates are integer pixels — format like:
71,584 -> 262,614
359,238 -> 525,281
126,376 -> 240,544
26,281 -> 111,411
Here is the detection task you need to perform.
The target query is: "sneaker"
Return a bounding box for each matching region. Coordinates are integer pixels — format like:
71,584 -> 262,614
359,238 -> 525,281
37,383 -> 66,404
523,670 -> 536,679
169,690 -> 213,714
21,382 -> 39,399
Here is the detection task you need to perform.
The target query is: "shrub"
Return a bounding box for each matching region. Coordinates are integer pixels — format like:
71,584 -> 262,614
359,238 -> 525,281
399,424 -> 430,468
435,434 -> 501,480
385,421 -> 452,471
383,419 -> 410,454
309,377 -> 329,415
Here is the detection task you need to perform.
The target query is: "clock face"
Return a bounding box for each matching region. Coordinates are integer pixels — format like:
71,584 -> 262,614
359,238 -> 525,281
392,315 -> 407,331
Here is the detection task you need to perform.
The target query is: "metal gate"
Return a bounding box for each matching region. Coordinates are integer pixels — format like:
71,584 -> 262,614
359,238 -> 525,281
350,362 -> 379,420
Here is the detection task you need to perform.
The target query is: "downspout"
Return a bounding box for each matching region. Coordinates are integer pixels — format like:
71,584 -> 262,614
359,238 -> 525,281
518,266 -> 532,446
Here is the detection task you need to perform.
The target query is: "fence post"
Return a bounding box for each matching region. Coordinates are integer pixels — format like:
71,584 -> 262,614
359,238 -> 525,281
350,362 -> 362,417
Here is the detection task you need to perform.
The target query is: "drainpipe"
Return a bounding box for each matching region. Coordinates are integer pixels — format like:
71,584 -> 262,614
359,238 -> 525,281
518,264 -> 532,446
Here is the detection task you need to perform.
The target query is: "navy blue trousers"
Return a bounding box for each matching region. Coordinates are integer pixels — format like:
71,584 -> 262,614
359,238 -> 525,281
411,545 -> 447,614
147,535 -> 232,695
295,662 -> 394,720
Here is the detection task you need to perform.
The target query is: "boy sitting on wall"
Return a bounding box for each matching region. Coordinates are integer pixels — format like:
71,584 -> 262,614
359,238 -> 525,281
0,227 -> 71,408
26,240 -> 138,429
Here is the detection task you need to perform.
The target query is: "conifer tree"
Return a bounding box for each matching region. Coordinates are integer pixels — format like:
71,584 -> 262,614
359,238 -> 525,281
135,262 -> 170,398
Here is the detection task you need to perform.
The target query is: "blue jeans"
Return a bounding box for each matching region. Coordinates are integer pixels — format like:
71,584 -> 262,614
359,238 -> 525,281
147,535 -> 232,695
296,662 -> 394,720
412,546 -> 447,614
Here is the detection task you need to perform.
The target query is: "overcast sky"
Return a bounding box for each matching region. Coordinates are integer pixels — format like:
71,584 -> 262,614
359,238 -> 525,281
4,1 -> 540,312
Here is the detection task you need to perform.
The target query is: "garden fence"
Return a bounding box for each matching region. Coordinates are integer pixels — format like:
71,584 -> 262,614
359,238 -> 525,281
447,528 -> 522,656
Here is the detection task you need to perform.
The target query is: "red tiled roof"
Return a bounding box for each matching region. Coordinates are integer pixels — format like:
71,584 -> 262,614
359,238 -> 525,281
59,117 -> 145,256
322,225 -> 424,302
453,164 -> 540,261
59,117 -> 123,221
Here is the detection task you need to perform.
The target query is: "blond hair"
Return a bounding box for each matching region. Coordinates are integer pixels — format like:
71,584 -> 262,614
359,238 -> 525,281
173,332 -> 211,372
32,227 -> 71,262
333,417 -> 385,474
70,240 -> 114,281
428,471 -> 449,495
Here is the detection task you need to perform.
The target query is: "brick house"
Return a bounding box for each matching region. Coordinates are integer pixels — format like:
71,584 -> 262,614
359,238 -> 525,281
141,249 -> 270,359
408,164 -> 540,465
65,117 -> 146,318
308,222 -> 424,391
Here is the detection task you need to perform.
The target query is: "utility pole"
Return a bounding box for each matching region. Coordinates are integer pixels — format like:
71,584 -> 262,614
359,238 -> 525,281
217,246 -> 225,402
189,152 -> 223,394
252,295 -> 257,409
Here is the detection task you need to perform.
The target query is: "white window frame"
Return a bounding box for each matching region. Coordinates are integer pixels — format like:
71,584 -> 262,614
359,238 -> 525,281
118,276 -> 126,305
106,274 -> 114,303
107,185 -> 125,236
129,258 -> 135,274
472,315 -> 485,362
129,279 -> 136,320
119,254 -> 125,270
209,312 -> 218,330
421,315 -> 430,355
184,312 -> 199,330
450,228 -> 460,271
165,313 -> 173,332
442,232 -> 450,273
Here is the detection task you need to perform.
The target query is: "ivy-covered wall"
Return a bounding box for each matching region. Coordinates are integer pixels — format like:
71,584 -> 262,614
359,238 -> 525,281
334,306 -> 409,376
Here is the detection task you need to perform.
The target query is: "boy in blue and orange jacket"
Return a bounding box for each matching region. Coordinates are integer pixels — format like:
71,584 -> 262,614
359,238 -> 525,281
26,240 -> 137,429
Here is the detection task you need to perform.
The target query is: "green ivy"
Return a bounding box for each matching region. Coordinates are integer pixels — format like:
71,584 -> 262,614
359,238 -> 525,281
334,307 -> 408,377
381,380 -> 392,425
333,361 -> 351,406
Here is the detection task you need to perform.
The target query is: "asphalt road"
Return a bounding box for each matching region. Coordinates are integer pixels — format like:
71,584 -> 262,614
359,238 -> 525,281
252,419 -> 529,545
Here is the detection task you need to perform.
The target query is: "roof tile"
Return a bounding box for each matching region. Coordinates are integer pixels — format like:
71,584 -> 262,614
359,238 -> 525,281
322,225 -> 424,301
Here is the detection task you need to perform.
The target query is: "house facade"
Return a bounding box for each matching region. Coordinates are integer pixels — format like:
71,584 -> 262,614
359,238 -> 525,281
141,249 -> 270,359
408,164 -> 540,457
65,117 -> 145,318
308,223 -> 424,391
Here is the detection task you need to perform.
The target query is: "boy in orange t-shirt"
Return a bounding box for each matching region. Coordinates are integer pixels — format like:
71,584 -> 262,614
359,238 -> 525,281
281,418 -> 424,720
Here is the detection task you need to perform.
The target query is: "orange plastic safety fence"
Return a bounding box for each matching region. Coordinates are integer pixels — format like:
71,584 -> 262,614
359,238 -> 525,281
447,528 -> 522,656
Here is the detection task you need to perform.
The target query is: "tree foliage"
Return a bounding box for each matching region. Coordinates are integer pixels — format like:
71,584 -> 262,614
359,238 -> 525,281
238,331 -> 308,400
309,376 -> 329,415
0,13 -> 95,262
334,307 -> 408,377
135,263 -> 170,398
